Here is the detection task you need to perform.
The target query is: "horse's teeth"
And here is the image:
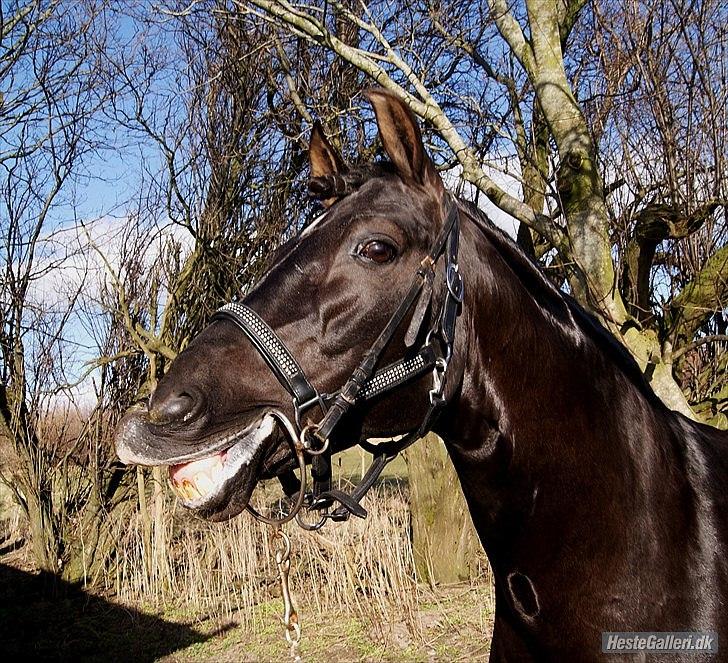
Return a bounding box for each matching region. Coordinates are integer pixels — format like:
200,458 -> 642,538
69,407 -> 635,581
183,480 -> 201,499
195,473 -> 215,496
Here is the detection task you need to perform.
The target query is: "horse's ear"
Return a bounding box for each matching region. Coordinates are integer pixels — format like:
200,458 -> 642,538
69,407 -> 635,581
309,122 -> 347,178
308,122 -> 348,207
365,88 -> 443,192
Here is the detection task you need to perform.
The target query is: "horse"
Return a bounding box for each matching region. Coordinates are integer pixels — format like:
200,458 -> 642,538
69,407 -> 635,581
115,89 -> 728,661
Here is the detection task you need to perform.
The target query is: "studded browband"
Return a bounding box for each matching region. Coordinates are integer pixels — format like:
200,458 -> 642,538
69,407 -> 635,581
211,196 -> 463,528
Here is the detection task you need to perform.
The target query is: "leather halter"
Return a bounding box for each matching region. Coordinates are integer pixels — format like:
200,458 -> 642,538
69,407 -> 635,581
212,196 -> 463,528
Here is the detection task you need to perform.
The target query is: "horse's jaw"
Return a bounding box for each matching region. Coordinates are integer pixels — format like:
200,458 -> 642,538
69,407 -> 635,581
115,409 -> 280,521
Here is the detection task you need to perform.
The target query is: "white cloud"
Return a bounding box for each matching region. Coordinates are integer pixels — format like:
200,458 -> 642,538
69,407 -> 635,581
29,215 -> 194,310
30,156 -> 529,408
25,215 -> 194,407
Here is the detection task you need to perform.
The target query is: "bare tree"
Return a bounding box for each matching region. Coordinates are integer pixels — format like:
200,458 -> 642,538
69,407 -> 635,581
83,3 -> 343,581
222,0 -> 727,420
4,0 -> 724,590
581,0 -> 727,424
0,0 -> 134,577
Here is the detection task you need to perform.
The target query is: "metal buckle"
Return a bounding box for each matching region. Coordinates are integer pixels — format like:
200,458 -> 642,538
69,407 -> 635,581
446,263 -> 464,303
293,392 -> 326,430
425,329 -> 453,364
429,357 -> 448,406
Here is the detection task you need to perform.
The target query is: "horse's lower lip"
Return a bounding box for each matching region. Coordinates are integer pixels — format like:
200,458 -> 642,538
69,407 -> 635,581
168,414 -> 276,509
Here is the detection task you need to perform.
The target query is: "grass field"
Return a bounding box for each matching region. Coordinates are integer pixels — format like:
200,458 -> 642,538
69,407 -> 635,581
1,448 -> 495,661
0,558 -> 494,662
161,584 -> 495,662
330,446 -> 409,482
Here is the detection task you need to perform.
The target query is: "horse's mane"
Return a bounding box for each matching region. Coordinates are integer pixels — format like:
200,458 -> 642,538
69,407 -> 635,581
308,162 -> 396,200
456,198 -> 661,405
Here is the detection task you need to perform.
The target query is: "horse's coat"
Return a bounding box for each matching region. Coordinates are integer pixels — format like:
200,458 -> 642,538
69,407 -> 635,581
115,90 -> 728,661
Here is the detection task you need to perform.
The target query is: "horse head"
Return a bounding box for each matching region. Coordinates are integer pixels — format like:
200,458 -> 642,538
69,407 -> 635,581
114,90 -> 462,521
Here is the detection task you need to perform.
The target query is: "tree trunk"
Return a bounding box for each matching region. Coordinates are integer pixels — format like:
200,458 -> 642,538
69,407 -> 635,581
513,0 -> 696,418
152,466 -> 170,589
137,467 -> 152,580
24,487 -> 59,575
404,434 -> 479,585
62,476 -> 135,585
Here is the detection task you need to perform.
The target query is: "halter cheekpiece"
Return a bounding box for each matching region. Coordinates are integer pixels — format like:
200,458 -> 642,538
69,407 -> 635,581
211,195 -> 463,529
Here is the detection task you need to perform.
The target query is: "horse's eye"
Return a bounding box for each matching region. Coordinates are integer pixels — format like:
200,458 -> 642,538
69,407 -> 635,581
357,239 -> 397,264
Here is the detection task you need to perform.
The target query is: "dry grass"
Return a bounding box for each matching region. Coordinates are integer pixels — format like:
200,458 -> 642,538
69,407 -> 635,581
105,457 -> 493,651
1,448 -> 495,659
111,480 -> 420,624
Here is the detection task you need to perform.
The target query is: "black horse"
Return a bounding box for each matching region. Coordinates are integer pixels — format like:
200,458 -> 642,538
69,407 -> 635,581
115,89 -> 728,661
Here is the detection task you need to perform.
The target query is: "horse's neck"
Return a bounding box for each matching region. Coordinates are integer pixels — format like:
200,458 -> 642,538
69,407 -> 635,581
441,218 -> 685,569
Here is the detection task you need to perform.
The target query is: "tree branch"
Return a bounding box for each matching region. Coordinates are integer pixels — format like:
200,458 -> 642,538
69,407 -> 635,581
669,244 -> 728,342
672,335 -> 728,361
240,0 -> 565,248
486,0 -> 536,74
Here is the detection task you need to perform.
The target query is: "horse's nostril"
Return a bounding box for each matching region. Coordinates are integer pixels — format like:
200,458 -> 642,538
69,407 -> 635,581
149,389 -> 203,425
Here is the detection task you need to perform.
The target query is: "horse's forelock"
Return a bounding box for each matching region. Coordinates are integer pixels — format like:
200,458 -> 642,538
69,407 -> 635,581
307,162 -> 395,203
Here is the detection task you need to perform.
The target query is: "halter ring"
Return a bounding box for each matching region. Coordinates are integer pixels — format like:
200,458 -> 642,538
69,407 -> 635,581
300,423 -> 329,456
245,409 -> 309,526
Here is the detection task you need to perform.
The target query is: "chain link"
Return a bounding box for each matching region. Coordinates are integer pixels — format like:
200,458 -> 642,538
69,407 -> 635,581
272,527 -> 302,662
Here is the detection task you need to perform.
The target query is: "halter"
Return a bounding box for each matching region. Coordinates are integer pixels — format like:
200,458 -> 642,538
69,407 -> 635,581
211,195 -> 463,528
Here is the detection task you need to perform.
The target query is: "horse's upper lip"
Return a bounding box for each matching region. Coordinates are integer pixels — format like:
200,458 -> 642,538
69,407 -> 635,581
115,404 -> 272,466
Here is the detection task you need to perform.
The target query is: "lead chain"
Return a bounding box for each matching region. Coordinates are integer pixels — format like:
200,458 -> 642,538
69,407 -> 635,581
272,527 -> 302,662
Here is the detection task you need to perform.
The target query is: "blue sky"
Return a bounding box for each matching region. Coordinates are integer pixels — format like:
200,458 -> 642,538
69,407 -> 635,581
4,1 -> 526,407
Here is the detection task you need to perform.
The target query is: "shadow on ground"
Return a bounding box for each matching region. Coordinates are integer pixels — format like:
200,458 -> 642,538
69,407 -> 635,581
0,563 -> 216,662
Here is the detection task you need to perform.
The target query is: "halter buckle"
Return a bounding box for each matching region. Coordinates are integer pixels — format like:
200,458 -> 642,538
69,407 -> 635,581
446,263 -> 464,303
425,329 -> 453,364
294,392 -> 327,430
